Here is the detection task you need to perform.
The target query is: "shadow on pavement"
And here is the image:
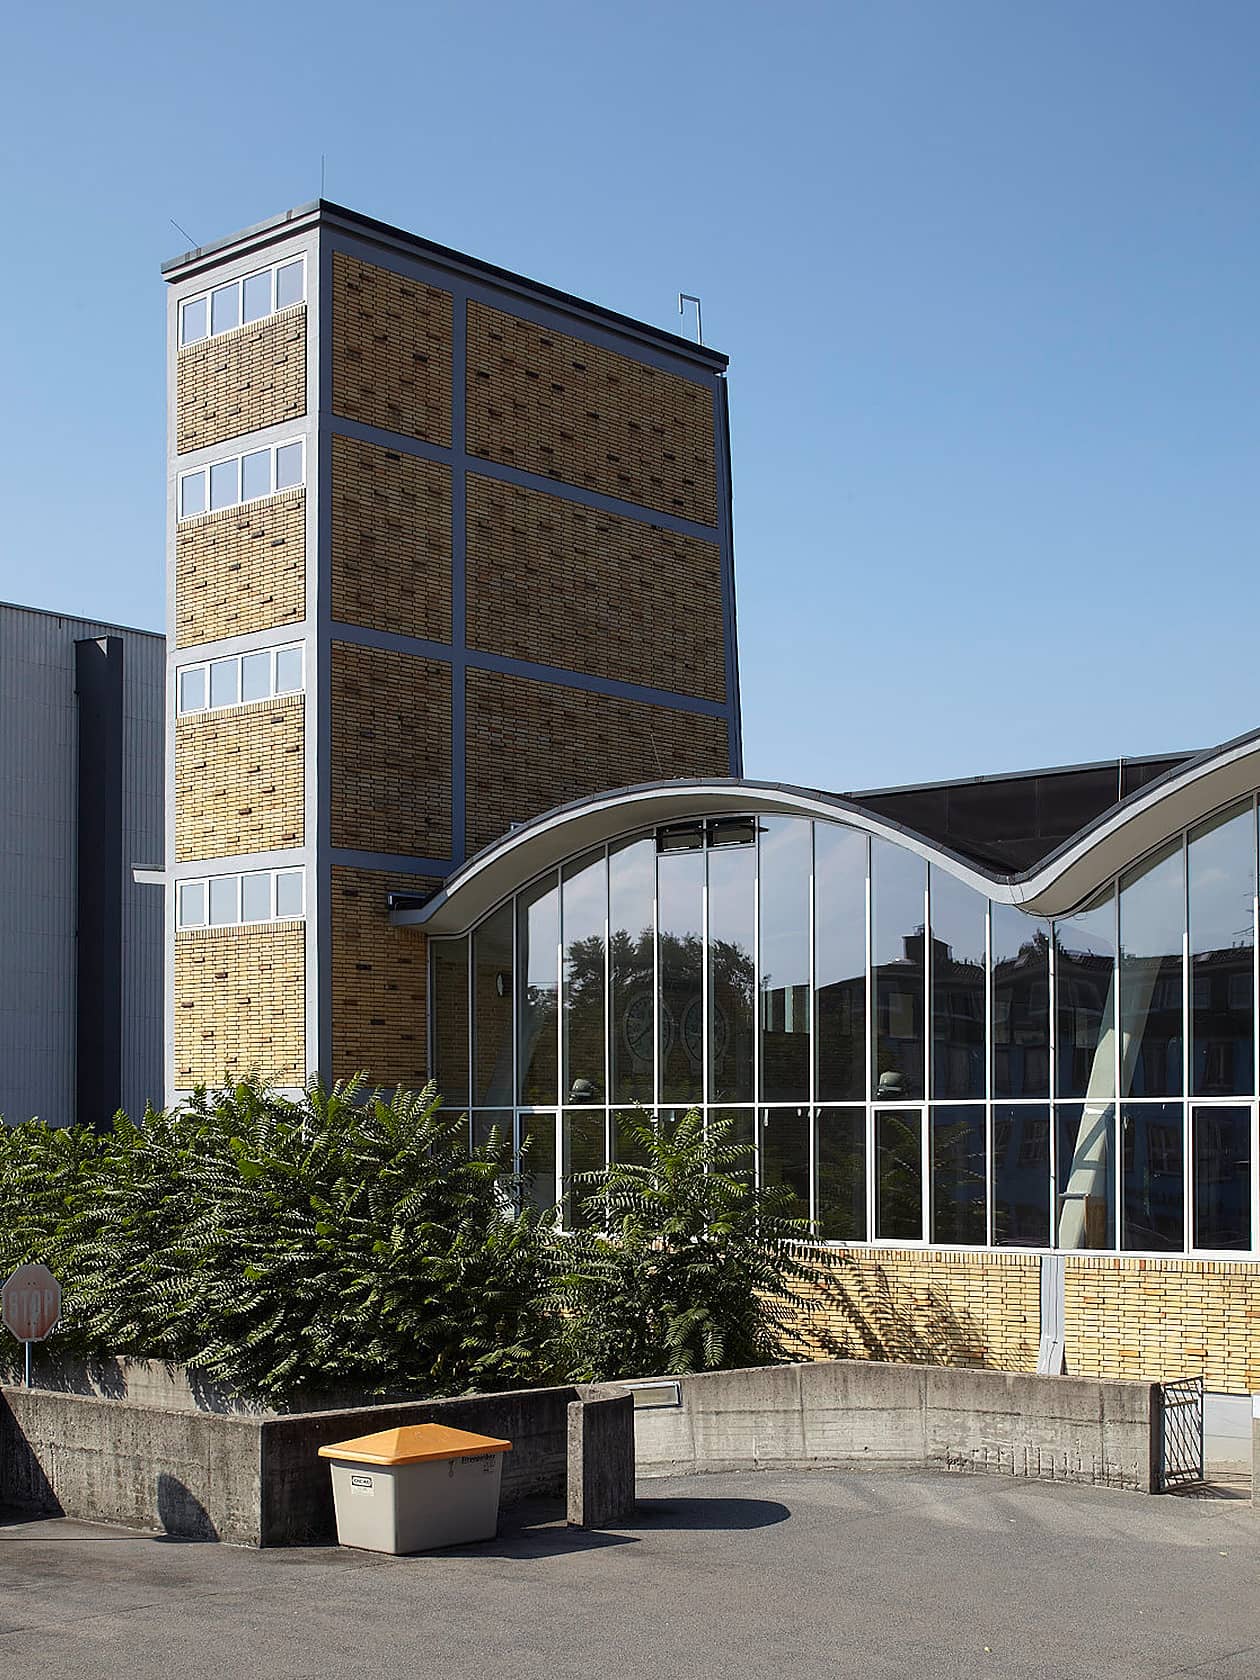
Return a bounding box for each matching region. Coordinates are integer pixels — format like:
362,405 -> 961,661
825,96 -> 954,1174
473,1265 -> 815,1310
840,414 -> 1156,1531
627,1496 -> 792,1531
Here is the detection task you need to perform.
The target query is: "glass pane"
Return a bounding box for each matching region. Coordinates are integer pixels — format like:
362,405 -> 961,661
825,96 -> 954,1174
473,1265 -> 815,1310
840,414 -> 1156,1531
274,646 -> 303,694
181,296 -> 207,345
1121,1101 -> 1184,1250
876,1108 -> 922,1240
517,875 -> 559,1105
931,1104 -> 986,1244
562,850 -> 606,1102
815,823 -> 866,1103
210,282 -> 239,335
992,1104 -> 1050,1246
242,270 -> 272,323
209,459 -> 239,511
209,658 -> 239,709
711,1107 -> 755,1186
1120,844 -> 1185,1097
240,650 -> 271,703
472,902 -> 514,1106
872,841 -> 926,1101
275,259 -> 304,309
1054,889 -> 1115,1100
177,880 -> 206,928
1056,1102 -> 1115,1249
274,871 -> 303,919
1190,804 -> 1254,1097
1193,1105 -> 1251,1250
759,817 -> 811,1101
609,837 -> 654,1104
562,1108 -> 606,1229
930,869 -> 985,1099
759,1106 -> 810,1220
815,1107 -> 865,1240
611,1107 -> 654,1166
992,902 -> 1050,1098
275,441 -> 304,490
179,472 -> 206,519
208,876 -> 238,926
430,937 -> 470,1107
520,1112 -> 558,1215
471,1110 -> 511,1154
240,872 -> 271,923
178,666 -> 206,713
658,846 -> 703,1103
241,448 -> 271,502
708,839 -> 755,1101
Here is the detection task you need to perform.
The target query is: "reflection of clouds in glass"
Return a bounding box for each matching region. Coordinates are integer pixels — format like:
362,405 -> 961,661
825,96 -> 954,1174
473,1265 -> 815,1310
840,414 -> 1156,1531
1190,805 -> 1256,953
1121,844 -> 1183,958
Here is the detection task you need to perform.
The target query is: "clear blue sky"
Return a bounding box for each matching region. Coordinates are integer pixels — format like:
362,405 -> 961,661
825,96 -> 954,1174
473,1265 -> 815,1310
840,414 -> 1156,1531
2,1 -> 1257,791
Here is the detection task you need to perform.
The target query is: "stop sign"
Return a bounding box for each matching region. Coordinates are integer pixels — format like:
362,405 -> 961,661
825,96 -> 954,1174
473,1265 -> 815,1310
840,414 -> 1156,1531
2,1264 -> 61,1343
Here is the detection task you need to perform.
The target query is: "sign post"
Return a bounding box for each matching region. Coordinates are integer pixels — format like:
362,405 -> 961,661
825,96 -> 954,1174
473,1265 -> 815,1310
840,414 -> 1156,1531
2,1264 -> 61,1388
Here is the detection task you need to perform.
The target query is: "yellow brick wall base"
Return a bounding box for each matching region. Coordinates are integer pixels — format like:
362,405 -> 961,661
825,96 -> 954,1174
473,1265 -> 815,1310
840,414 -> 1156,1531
780,1246 -> 1042,1373
1065,1255 -> 1260,1392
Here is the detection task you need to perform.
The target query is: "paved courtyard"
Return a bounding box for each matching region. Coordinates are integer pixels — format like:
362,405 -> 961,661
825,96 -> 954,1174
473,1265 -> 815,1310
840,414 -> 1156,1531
2,1468 -> 1257,1680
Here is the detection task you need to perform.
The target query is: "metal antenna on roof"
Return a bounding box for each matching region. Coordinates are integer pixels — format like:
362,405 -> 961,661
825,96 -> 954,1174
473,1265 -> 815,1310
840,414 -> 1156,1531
678,292 -> 704,345
321,154 -> 327,198
169,218 -> 198,248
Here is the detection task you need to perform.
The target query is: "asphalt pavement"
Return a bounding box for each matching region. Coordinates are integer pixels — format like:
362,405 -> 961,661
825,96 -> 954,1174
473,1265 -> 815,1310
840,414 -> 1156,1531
2,1468 -> 1258,1680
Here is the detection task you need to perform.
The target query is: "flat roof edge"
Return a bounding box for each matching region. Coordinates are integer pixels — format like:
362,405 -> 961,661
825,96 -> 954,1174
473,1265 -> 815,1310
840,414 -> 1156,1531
0,599 -> 163,640
162,200 -> 728,370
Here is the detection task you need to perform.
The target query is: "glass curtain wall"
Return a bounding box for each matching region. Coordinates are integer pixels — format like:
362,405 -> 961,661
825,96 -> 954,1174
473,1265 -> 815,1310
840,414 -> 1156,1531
433,799 -> 1260,1255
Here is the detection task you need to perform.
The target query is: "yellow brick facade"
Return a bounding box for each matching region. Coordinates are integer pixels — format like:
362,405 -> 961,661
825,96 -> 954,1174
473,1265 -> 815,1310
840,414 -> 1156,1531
330,642 -> 452,856
466,301 -> 717,525
330,867 -> 438,1088
1065,1256 -> 1260,1392
464,667 -> 731,855
176,306 -> 306,454
175,489 -> 306,648
175,694 -> 304,862
465,475 -> 725,702
174,923 -> 306,1086
331,253 -> 452,445
781,1246 -> 1042,1372
330,434 -> 451,640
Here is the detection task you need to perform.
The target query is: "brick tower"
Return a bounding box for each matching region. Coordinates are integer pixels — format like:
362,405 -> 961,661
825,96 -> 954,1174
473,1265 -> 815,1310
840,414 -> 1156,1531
162,202 -> 740,1100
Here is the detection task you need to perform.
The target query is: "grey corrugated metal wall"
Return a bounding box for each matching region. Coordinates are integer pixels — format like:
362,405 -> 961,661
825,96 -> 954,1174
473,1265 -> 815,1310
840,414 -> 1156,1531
0,603 -> 164,1126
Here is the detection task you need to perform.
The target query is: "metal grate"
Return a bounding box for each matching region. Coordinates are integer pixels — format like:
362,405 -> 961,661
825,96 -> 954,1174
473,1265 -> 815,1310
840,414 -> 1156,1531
1158,1375 -> 1205,1491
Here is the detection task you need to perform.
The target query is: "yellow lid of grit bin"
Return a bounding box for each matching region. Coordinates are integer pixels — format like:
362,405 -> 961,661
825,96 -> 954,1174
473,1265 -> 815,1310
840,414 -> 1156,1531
318,1423 -> 512,1466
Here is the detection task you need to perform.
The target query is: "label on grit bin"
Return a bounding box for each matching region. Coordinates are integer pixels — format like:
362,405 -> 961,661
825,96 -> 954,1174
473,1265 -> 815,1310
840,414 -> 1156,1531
350,1474 -> 375,1496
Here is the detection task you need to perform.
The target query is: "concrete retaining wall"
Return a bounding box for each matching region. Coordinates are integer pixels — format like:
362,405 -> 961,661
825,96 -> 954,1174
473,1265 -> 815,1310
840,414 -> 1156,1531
630,1360 -> 1160,1492
0,1381 -> 635,1546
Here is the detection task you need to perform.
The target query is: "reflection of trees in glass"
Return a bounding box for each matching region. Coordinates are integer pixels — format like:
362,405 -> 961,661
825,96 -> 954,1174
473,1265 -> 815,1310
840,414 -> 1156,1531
930,1107 -> 985,1243
816,1109 -> 865,1241
711,936 -> 754,1098
876,1109 -> 922,1239
563,931 -> 606,1097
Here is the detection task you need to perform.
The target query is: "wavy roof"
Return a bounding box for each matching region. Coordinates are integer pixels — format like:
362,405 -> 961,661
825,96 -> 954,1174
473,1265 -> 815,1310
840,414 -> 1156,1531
395,725 -> 1260,935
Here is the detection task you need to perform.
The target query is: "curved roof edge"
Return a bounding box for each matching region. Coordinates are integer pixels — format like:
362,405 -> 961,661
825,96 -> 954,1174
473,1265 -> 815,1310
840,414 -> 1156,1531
397,725 -> 1260,935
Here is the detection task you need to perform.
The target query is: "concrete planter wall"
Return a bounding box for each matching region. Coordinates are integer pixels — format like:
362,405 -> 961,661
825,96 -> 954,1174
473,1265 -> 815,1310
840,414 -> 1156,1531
1,1356 -> 1169,1546
629,1360 -> 1162,1492
0,1380 -> 634,1545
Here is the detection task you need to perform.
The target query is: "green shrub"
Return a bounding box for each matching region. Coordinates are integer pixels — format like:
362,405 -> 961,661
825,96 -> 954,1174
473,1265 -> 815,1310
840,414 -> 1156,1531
547,1108 -> 813,1380
0,1080 -> 554,1400
0,1090 -> 814,1398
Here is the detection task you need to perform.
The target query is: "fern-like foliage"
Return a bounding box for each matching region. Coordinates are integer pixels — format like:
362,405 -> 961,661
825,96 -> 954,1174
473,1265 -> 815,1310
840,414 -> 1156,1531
546,1108 -> 814,1380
